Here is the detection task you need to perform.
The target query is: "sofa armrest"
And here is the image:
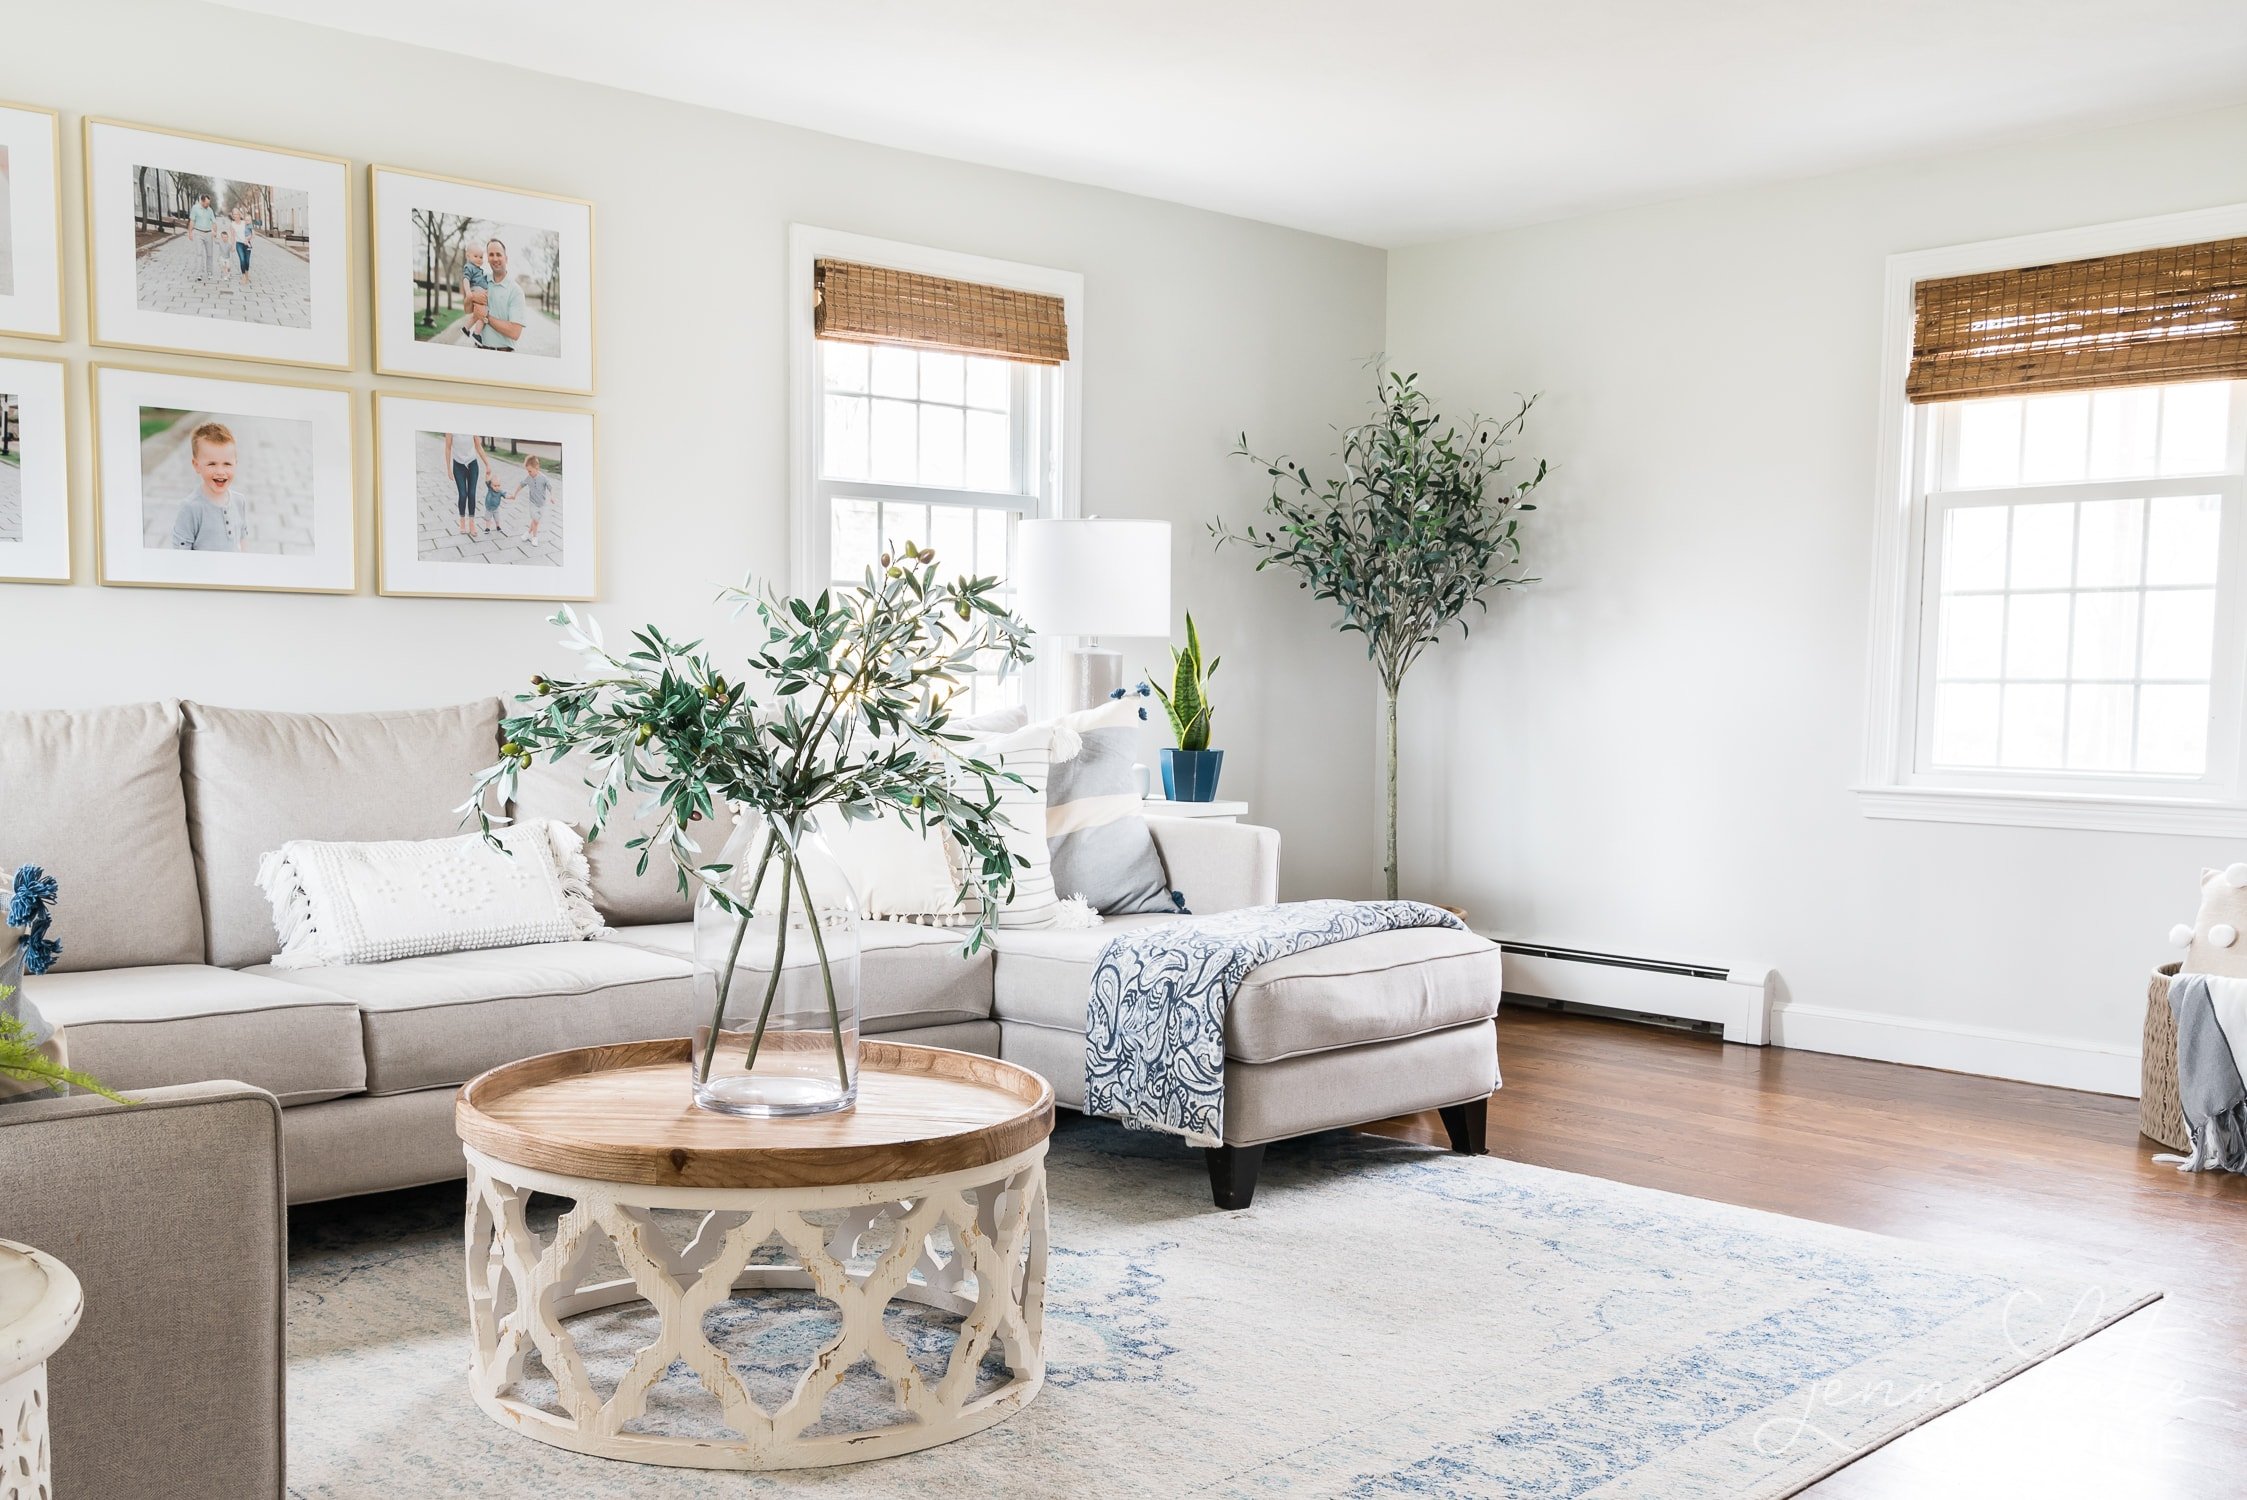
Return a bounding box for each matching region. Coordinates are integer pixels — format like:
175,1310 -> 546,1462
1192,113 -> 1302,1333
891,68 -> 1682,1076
0,1081 -> 286,1500
1147,817 -> 1280,914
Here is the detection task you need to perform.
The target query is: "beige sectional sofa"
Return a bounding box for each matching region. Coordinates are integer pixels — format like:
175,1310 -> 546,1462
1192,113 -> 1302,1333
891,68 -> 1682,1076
3,697 -> 1502,1210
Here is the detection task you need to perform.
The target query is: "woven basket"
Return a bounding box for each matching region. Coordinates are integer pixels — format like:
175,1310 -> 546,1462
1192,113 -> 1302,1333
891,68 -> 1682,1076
2140,962 -> 2188,1152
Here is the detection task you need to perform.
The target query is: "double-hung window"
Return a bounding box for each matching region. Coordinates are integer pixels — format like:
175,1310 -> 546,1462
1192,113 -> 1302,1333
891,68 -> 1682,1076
791,232 -> 1080,716
1864,216 -> 2247,832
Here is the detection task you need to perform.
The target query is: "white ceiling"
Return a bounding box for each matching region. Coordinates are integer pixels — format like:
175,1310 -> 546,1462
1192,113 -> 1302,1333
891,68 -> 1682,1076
220,0 -> 2247,247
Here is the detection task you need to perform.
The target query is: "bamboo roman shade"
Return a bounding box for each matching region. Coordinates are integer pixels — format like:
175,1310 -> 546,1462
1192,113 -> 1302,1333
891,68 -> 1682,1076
814,259 -> 1070,366
1908,236 -> 2247,402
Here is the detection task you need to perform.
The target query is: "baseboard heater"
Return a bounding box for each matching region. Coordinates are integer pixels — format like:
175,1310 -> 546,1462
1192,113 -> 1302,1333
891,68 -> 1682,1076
1497,942 -> 1773,1046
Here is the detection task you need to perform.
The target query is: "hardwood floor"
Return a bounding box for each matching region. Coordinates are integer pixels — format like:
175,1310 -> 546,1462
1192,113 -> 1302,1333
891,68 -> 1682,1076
1370,1005 -> 2247,1500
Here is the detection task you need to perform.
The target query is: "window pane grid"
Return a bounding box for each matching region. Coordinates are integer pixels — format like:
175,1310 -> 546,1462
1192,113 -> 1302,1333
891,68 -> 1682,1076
820,342 -> 1017,493
1924,435 -> 2229,777
1941,381 -> 2238,491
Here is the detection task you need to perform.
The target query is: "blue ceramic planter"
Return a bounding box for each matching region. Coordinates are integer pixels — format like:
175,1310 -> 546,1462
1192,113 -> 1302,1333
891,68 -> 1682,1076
1160,748 -> 1224,802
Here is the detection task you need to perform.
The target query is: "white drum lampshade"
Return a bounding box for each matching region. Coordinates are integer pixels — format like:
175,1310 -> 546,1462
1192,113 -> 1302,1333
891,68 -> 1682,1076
1016,519 -> 1171,707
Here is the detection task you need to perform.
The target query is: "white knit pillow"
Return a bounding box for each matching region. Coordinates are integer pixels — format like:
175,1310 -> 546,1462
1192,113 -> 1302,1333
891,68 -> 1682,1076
821,812 -> 977,927
255,820 -> 605,969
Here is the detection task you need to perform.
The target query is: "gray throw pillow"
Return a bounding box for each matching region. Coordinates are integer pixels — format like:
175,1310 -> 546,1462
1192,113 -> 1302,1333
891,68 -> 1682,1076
1045,691 -> 1185,917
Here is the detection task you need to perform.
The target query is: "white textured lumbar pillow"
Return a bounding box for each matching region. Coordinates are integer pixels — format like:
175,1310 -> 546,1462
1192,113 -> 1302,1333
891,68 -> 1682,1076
255,820 -> 604,968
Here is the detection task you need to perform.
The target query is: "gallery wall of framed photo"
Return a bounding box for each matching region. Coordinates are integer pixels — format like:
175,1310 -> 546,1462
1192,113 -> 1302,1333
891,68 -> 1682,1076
0,100 -> 598,604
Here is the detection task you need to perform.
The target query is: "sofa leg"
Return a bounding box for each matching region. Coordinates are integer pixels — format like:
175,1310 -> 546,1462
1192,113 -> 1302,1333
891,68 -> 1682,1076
1205,1143 -> 1266,1209
1439,1097 -> 1489,1156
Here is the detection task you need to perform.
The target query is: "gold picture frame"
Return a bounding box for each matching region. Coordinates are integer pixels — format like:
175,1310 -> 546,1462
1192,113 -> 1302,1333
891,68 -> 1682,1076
369,165 -> 596,396
372,388 -> 597,601
83,117 -> 354,371
91,361 -> 359,595
0,352 -> 74,584
0,100 -> 66,342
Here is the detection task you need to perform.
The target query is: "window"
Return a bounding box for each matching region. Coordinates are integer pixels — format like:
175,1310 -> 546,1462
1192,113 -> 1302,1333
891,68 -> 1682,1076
790,230 -> 1081,717
1916,383 -> 2244,787
1862,210 -> 2247,833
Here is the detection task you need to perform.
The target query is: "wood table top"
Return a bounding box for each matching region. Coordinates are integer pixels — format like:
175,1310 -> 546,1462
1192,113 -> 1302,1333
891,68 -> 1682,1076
455,1038 -> 1054,1190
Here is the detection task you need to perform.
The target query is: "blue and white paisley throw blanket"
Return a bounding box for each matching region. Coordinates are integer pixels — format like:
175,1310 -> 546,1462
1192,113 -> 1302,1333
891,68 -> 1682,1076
1083,899 -> 1467,1146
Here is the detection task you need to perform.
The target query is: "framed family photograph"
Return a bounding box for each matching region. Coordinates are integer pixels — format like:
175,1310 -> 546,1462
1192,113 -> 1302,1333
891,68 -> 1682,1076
93,364 -> 356,594
0,103 -> 63,340
84,118 -> 352,369
0,355 -> 71,583
371,167 -> 595,395
375,393 -> 595,600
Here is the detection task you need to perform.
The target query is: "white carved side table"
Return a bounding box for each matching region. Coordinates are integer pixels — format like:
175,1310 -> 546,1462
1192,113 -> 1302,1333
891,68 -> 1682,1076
454,1038 -> 1051,1471
0,1239 -> 82,1500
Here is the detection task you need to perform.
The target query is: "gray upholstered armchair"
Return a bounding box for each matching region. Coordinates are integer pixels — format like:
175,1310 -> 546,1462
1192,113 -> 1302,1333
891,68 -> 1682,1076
1,1081 -> 287,1499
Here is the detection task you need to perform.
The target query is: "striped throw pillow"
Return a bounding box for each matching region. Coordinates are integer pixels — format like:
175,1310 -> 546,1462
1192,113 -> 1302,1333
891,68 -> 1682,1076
960,720 -> 1075,928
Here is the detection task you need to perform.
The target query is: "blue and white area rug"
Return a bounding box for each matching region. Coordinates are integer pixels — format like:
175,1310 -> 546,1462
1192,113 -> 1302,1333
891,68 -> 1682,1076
286,1118 -> 2154,1498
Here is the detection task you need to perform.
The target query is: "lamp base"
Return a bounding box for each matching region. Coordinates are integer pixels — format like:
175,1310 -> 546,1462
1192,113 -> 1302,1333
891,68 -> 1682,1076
1063,648 -> 1123,712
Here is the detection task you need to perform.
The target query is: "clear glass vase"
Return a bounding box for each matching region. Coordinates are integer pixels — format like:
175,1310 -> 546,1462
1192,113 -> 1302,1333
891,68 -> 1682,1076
690,811 -> 862,1116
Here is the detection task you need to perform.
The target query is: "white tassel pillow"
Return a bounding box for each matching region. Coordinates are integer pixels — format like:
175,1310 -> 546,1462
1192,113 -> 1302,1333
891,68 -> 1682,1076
255,820 -> 605,968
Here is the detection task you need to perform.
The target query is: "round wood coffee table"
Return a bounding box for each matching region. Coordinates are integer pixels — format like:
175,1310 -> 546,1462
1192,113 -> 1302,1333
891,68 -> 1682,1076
454,1038 -> 1053,1471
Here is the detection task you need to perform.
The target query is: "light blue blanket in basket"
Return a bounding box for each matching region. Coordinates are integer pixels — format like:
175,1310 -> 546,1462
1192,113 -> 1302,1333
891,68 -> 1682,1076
1083,899 -> 1467,1146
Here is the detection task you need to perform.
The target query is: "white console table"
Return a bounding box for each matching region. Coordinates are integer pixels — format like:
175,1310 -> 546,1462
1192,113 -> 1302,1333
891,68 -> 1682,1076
1141,798 -> 1249,822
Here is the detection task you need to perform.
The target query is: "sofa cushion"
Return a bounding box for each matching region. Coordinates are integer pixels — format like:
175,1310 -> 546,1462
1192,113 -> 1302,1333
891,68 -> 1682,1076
0,702 -> 205,971
183,699 -> 503,968
992,921 -> 1503,1063
612,920 -> 993,1033
507,745 -> 717,927
32,963 -> 366,1105
257,940 -> 695,1095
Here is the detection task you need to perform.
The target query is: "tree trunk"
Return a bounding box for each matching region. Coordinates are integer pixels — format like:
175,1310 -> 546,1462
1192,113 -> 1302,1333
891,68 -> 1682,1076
1384,686 -> 1399,901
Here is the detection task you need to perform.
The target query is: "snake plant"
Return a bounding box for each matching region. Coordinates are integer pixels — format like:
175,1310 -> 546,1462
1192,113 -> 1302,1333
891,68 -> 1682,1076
1150,612 -> 1218,752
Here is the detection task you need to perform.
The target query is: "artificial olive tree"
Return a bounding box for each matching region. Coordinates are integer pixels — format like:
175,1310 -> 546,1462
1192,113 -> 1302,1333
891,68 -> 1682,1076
1224,370 -> 1548,899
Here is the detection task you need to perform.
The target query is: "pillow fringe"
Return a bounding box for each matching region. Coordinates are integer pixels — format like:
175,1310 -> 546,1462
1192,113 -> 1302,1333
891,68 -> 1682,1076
254,847 -> 329,970
541,820 -> 609,941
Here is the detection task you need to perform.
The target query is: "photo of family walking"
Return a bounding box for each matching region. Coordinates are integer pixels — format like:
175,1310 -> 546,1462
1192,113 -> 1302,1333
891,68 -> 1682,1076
129,165 -> 312,329
375,393 -> 594,600
0,392 -> 20,541
0,355 -> 67,581
85,119 -> 350,368
414,428 -> 566,567
372,167 -> 595,394
134,406 -> 316,556
94,364 -> 355,593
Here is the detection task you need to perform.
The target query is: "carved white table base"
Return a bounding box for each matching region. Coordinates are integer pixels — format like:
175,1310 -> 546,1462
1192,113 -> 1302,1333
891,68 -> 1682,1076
0,1240 -> 81,1500
463,1142 -> 1049,1470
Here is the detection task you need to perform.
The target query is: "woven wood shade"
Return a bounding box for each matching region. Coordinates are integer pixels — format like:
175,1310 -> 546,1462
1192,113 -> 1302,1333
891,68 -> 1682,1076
1908,236 -> 2247,402
814,259 -> 1069,366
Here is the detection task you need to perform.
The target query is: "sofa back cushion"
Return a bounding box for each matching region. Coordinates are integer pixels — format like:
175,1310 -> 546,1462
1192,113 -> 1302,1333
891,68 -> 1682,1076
183,699 -> 502,967
507,744 -> 706,926
0,702 -> 204,971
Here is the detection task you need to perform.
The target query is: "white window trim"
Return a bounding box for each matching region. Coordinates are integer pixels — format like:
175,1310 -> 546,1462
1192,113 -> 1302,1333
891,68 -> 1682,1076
1857,201 -> 2247,837
786,225 -> 1083,599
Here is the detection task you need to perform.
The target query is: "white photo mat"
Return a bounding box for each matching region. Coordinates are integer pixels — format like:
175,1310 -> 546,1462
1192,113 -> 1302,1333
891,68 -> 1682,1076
84,118 -> 351,369
94,365 -> 356,593
0,104 -> 63,340
371,167 -> 595,395
375,393 -> 596,600
0,356 -> 70,582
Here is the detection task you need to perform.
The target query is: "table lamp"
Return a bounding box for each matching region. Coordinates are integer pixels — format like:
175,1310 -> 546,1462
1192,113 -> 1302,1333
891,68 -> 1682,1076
1016,518 -> 1172,710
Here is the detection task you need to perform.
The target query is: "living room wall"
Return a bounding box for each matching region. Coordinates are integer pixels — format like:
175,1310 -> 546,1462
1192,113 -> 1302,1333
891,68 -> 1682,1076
1386,101 -> 2247,1090
0,0 -> 1390,900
